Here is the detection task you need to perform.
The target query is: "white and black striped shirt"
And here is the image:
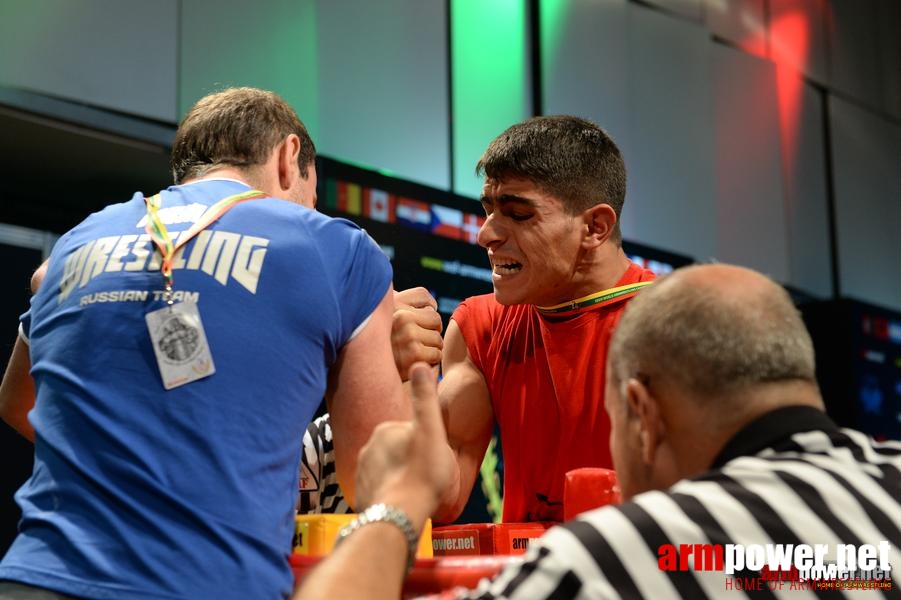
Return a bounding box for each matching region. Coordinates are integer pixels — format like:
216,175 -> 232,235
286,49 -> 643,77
446,407 -> 901,599
297,414 -> 351,515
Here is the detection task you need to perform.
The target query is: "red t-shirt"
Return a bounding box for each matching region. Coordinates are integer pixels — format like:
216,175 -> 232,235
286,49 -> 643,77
452,262 -> 656,522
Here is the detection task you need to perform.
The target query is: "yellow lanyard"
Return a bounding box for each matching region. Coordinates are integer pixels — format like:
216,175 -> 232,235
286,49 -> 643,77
536,281 -> 654,315
144,189 -> 266,303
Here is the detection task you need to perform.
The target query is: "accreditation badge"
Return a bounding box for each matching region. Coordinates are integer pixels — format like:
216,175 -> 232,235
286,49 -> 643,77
145,301 -> 216,390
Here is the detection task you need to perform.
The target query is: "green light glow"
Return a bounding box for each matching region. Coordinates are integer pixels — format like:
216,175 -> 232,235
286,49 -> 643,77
331,156 -> 401,181
178,0 -> 319,140
539,0 -> 568,78
451,0 -> 530,199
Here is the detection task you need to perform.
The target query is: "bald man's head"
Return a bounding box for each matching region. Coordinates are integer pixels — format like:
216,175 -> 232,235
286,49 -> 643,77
604,264 -> 824,499
608,264 -> 817,405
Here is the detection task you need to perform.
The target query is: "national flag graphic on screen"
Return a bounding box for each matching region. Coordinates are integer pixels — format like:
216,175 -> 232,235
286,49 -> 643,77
396,198 -> 432,231
874,318 -> 889,341
322,178 -> 339,210
462,213 -> 485,245
364,188 -> 394,223
889,321 -> 901,345
431,205 -> 463,240
337,181 -> 362,215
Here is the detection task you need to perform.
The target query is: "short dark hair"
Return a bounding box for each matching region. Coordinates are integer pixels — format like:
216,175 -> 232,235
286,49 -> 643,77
171,87 -> 316,184
476,115 -> 627,242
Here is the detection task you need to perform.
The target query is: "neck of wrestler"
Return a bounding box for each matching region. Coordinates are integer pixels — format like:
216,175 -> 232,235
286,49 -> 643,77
535,244 -> 634,311
648,379 -> 824,492
183,165 -> 271,195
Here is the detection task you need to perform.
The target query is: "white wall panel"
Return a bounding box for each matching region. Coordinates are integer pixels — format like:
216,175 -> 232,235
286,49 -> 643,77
541,0 -> 631,160
641,0 -> 704,22
830,97 -> 901,312
827,0 -> 883,113
704,0 -> 767,58
622,4 -> 719,263
711,43 -> 788,280
876,0 -> 901,121
0,0 -> 177,121
781,76 -> 832,297
317,0 -> 449,190
179,0 -> 318,138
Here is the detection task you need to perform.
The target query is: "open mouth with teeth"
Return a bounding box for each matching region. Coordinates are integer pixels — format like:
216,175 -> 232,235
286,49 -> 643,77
493,261 -> 523,276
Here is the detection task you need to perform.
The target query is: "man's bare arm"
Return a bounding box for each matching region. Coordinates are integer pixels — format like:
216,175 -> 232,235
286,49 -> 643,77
432,319 -> 494,524
30,259 -> 48,294
0,336 -> 36,442
295,363 -> 456,600
326,285 -> 410,510
0,259 -> 46,442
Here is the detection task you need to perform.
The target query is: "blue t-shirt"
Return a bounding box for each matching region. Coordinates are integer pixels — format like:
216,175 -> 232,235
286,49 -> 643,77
0,179 -> 392,599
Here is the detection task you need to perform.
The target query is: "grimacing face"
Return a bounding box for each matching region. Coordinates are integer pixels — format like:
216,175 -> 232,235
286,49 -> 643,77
477,176 -> 587,306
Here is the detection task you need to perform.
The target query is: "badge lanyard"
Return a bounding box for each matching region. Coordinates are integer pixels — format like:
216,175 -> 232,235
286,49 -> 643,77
142,188 -> 265,389
536,281 -> 654,316
143,188 -> 266,306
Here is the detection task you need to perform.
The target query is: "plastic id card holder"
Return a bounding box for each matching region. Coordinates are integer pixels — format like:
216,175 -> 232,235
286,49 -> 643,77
145,301 -> 216,390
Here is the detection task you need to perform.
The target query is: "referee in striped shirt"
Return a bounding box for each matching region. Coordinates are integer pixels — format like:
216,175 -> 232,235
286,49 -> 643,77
298,263 -> 901,600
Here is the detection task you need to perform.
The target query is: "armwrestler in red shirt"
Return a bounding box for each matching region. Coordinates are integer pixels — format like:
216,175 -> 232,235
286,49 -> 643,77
393,116 -> 655,523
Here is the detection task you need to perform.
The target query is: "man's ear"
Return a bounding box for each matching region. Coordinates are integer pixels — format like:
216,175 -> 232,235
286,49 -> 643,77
277,134 -> 301,191
624,377 -> 664,466
581,203 -> 617,249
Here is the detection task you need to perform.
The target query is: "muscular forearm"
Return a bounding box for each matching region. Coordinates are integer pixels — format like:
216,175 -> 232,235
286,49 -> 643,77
430,456 -> 469,525
300,363 -> 457,598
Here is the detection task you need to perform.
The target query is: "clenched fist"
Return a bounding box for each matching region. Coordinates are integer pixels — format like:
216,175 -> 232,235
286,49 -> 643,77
392,287 -> 443,380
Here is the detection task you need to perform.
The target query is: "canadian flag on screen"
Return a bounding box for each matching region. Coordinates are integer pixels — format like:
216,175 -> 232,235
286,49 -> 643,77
364,188 -> 394,223
462,213 -> 484,245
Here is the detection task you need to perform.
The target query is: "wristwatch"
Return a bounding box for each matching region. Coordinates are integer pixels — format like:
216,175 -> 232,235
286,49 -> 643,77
335,503 -> 418,573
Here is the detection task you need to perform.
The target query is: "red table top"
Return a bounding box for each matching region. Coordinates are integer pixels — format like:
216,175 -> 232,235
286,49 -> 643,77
291,553 -> 521,597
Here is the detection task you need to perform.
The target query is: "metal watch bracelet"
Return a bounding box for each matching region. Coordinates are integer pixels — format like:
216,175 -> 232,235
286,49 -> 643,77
335,503 -> 418,572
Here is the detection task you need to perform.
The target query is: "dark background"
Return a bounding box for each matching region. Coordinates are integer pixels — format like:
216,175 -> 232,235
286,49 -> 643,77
0,243 -> 42,554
